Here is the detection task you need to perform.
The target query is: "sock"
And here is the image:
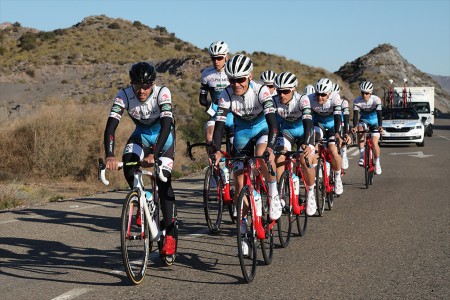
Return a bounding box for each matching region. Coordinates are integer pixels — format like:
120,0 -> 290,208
375,158 -> 380,165
334,170 -> 341,179
268,180 -> 278,199
359,148 -> 364,158
308,185 -> 315,193
342,147 -> 347,156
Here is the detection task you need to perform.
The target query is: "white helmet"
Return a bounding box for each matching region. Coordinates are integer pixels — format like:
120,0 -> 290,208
332,83 -> 341,93
274,72 -> 298,89
303,84 -> 315,95
225,54 -> 253,78
260,70 -> 277,84
315,78 -> 333,94
360,81 -> 374,93
208,41 -> 229,56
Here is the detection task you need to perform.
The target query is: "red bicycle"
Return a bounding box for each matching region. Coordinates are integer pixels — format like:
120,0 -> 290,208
277,150 -> 310,247
187,141 -> 236,233
314,127 -> 335,216
356,129 -> 378,189
230,154 -> 276,283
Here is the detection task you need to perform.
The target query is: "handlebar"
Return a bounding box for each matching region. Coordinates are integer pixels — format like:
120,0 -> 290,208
186,140 -> 227,161
98,158 -> 167,186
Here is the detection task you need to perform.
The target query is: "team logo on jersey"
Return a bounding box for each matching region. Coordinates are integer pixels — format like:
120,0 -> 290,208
263,91 -> 270,98
161,93 -> 170,101
114,97 -> 125,106
218,97 -> 226,106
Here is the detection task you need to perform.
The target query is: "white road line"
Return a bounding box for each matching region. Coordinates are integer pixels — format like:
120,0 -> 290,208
439,135 -> 450,141
51,288 -> 92,300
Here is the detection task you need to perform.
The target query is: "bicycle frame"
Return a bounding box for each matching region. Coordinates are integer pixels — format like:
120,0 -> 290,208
316,139 -> 334,196
240,157 -> 276,240
279,151 -> 307,215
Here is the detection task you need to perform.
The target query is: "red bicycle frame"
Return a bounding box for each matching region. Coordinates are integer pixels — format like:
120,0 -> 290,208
280,151 -> 307,215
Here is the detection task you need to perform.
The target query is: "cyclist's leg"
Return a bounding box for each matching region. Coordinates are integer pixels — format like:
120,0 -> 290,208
325,129 -> 344,195
122,130 -> 152,188
274,134 -> 289,183
369,126 -> 382,174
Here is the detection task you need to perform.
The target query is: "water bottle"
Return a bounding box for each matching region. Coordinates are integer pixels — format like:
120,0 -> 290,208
220,166 -> 229,185
326,161 -> 330,177
253,190 -> 262,217
145,190 -> 159,240
292,174 -> 300,196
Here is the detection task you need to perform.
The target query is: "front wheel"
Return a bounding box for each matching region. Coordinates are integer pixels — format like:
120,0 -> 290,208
121,190 -> 149,285
327,171 -> 335,210
203,167 -> 224,233
237,186 -> 257,283
277,171 -> 292,247
296,176 -> 308,236
260,188 -> 274,264
315,157 -> 326,217
364,143 -> 370,189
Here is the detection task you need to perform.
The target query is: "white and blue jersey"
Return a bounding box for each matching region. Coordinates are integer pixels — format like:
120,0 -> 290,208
309,91 -> 342,134
353,95 -> 382,127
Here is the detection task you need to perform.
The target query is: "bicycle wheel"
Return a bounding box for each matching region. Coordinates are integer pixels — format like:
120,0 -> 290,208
364,143 -> 370,189
203,167 -> 224,233
315,157 -> 326,217
237,186 -> 257,283
327,171 -> 334,210
296,175 -> 308,236
227,187 -> 237,224
121,190 -> 149,285
368,148 -> 374,185
277,171 -> 292,247
260,186 -> 274,265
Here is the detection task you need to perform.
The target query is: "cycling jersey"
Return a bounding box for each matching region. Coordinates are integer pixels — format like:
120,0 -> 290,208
274,92 -> 313,148
309,91 -> 343,135
353,94 -> 383,127
104,85 -> 174,162
213,81 -> 278,155
199,66 -> 234,130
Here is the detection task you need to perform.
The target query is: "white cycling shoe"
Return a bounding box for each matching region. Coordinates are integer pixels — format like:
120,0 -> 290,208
269,195 -> 282,220
375,163 -> 382,175
306,192 -> 317,216
335,177 -> 343,195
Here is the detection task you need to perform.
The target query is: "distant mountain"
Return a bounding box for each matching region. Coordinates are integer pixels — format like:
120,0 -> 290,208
428,74 -> 450,95
335,43 -> 450,112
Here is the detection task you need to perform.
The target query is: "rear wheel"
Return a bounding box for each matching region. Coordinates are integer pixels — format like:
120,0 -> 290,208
315,157 -> 326,217
203,167 -> 224,233
296,174 -> 308,236
364,143 -> 370,189
121,190 -> 149,285
237,186 -> 257,283
327,171 -> 335,210
277,171 -> 292,247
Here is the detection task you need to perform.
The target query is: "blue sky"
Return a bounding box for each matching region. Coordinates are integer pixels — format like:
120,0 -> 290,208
1,0 -> 449,76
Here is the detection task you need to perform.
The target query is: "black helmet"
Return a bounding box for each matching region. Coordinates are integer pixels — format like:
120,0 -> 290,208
129,62 -> 156,83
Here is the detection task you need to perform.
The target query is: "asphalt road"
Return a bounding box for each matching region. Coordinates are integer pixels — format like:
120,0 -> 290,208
1,116 -> 449,300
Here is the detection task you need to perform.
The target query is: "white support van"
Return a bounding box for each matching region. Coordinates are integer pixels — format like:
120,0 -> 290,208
393,86 -> 435,137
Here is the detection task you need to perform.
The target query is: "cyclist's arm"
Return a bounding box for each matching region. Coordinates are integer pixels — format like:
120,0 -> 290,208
353,110 -> 359,128
302,118 -> 314,146
212,95 -> 230,151
154,88 -> 174,156
199,83 -> 211,107
104,94 -> 126,157
343,114 -> 350,135
265,112 -> 278,150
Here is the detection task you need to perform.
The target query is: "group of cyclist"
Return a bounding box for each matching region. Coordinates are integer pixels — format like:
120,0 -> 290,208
102,40 -> 384,259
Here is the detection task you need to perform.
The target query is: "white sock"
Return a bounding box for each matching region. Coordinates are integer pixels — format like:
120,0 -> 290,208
268,180 -> 278,199
342,147 -> 347,156
334,171 -> 341,180
375,158 -> 380,165
359,148 -> 364,158
308,185 -> 315,194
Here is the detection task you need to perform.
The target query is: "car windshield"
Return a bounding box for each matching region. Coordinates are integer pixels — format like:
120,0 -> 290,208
382,108 -> 419,120
412,102 -> 430,113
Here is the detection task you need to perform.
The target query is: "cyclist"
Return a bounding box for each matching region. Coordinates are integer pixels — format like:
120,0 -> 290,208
332,83 -> 350,170
309,78 -> 347,195
352,81 -> 383,174
103,62 -> 177,256
211,54 -> 282,226
199,41 -> 233,152
303,84 -> 315,96
273,72 -> 317,216
260,70 -> 277,96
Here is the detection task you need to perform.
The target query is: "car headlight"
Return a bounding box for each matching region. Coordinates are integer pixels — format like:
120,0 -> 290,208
415,125 -> 422,129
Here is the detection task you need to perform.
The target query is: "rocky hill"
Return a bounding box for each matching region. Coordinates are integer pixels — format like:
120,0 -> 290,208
335,43 -> 450,112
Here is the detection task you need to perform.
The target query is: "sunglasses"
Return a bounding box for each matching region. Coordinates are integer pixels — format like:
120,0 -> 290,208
277,89 -> 292,95
229,77 -> 248,84
266,84 -> 274,88
211,56 -> 225,61
315,92 -> 328,97
361,92 -> 371,95
132,82 -> 153,90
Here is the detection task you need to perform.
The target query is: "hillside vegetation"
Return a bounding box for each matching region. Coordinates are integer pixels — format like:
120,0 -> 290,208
0,15 -> 448,209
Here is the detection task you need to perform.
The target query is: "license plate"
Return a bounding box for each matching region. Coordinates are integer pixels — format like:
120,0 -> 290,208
389,132 -> 406,137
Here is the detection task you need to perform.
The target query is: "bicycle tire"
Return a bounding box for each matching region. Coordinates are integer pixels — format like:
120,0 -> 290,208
121,190 -> 149,285
237,186 -> 257,283
277,171 -> 292,247
227,187 -> 237,224
260,186 -> 274,264
364,143 -> 370,189
203,167 -> 224,233
368,148 -> 374,185
327,171 -> 334,210
296,175 -> 308,236
315,157 -> 326,217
